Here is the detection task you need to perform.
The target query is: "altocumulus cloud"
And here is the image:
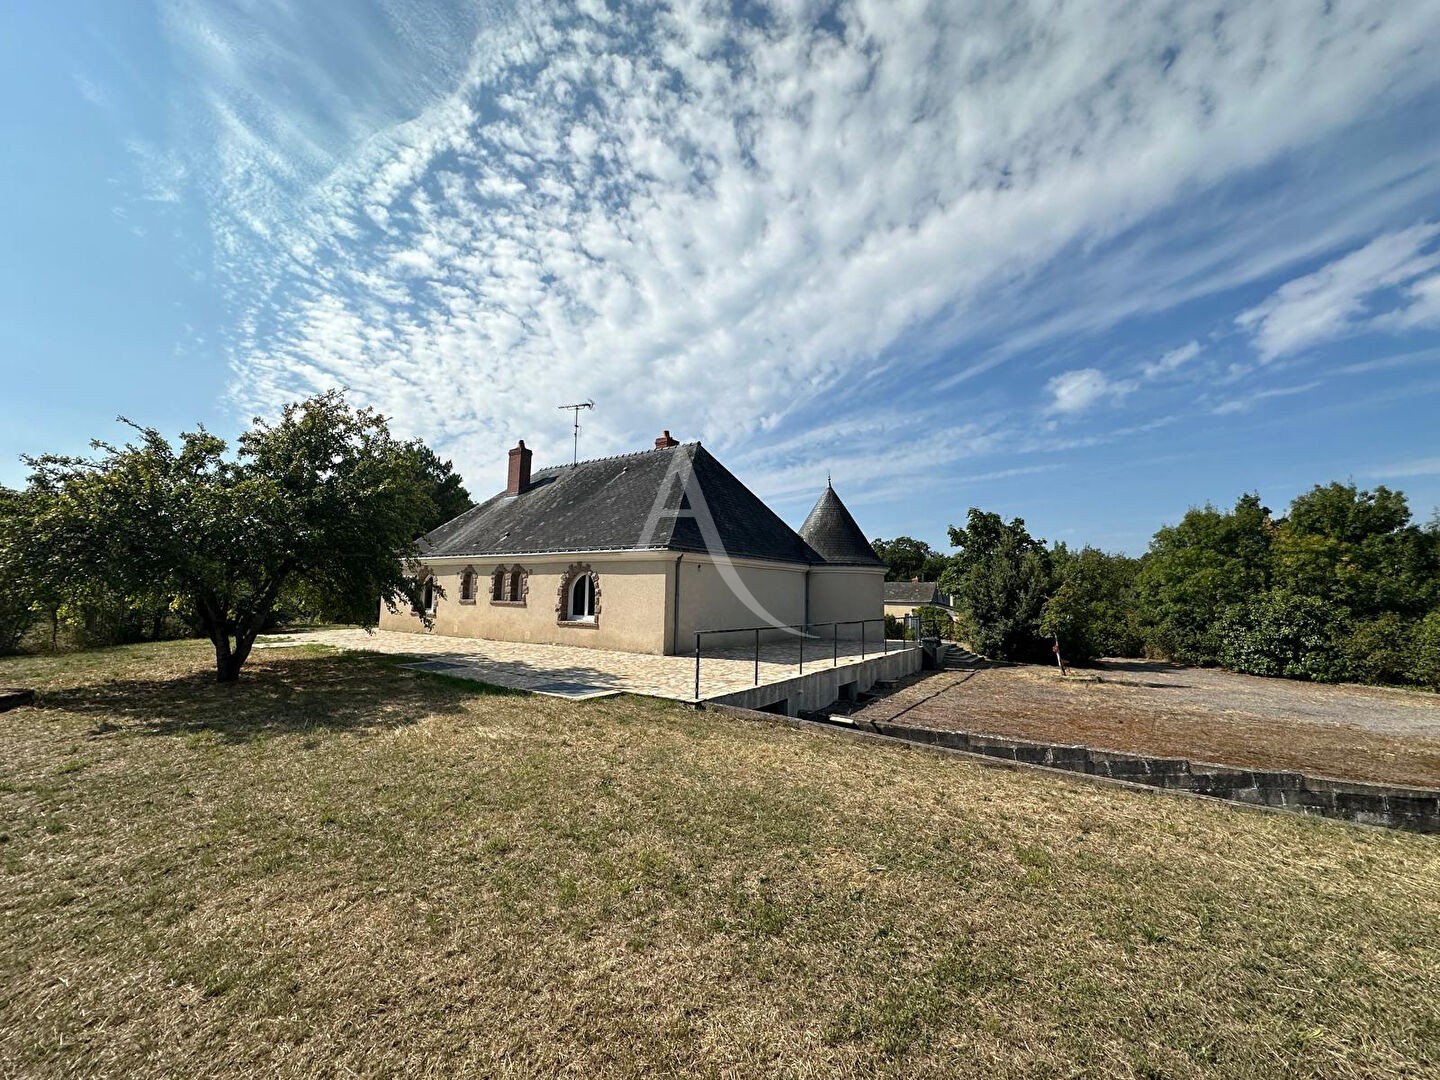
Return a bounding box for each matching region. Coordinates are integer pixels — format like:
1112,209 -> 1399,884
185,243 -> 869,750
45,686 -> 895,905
158,0 -> 1440,494
1045,369 -> 1136,415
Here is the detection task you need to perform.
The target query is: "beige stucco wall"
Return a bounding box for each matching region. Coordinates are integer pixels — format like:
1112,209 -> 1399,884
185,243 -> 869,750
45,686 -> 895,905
669,555 -> 808,652
807,567 -> 885,637
378,552 -> 884,656
884,601 -> 921,619
379,556 -> 671,654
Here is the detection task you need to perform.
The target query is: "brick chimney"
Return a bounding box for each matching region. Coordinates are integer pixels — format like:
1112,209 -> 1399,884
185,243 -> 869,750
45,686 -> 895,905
654,429 -> 679,449
506,440 -> 532,495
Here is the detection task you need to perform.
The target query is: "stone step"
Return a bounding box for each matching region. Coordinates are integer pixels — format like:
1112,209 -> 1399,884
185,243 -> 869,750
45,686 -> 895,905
943,648 -> 985,668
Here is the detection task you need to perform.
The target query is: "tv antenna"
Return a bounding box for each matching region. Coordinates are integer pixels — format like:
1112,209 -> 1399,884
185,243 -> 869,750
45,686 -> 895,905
557,399 -> 594,465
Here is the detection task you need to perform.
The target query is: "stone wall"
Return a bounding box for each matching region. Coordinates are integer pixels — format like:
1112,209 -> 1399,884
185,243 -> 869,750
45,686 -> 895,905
847,720 -> 1439,833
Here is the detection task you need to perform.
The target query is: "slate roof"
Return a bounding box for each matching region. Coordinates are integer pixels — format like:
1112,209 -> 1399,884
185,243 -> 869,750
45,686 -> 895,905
884,581 -> 951,606
798,484 -> 885,567
418,442 -> 823,565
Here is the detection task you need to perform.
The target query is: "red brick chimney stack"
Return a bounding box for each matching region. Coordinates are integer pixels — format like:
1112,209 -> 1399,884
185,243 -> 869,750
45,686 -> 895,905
506,440 -> 533,495
654,430 -> 680,449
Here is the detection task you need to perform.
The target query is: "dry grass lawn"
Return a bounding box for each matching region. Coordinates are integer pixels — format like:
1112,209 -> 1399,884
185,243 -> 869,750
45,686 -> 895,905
1,640 -> 1438,1079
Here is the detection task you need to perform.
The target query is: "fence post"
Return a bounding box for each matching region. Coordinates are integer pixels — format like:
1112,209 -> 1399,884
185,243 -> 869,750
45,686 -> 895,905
860,621 -> 866,660
694,633 -> 701,701
754,627 -> 760,686
798,624 -> 804,675
883,618 -> 888,655
833,622 -> 838,667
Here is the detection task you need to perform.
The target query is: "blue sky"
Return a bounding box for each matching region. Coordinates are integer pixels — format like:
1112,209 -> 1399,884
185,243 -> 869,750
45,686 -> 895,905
3,0 -> 1439,555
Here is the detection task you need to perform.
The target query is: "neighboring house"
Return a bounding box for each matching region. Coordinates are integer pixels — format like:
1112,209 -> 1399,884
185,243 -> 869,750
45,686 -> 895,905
379,431 -> 886,654
883,580 -> 954,621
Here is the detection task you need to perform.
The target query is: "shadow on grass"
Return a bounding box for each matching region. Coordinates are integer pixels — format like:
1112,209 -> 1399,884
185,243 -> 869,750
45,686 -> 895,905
1093,659 -> 1192,676
36,648 -> 510,743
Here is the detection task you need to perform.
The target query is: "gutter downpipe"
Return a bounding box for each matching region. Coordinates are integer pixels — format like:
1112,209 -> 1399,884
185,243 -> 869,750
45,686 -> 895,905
803,566 -> 811,633
672,553 -> 684,656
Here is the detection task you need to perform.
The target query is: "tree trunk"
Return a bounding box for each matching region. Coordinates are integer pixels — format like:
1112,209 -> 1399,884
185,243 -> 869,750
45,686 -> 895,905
212,632 -> 239,682
199,584 -> 281,684
212,625 -> 259,683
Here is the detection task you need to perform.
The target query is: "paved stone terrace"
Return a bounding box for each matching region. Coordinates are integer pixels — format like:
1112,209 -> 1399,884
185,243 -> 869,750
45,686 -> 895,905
257,627 -> 917,701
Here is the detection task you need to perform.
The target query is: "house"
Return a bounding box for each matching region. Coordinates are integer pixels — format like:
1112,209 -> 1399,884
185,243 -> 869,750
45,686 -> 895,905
379,431 -> 886,654
883,580 -> 954,621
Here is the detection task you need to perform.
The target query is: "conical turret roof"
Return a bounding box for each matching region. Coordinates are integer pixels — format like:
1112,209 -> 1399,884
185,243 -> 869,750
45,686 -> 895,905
798,483 -> 884,567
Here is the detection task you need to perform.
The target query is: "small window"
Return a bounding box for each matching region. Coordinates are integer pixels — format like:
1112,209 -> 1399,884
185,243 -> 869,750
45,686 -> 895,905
459,567 -> 477,603
490,565 -> 527,606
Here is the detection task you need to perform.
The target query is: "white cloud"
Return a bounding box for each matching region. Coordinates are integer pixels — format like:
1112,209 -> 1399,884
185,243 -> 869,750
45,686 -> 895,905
152,0 -> 1440,493
1045,369 -> 1137,414
73,74 -> 110,110
1235,223 -> 1440,361
1377,273 -> 1440,332
1364,456 -> 1440,480
1212,381 -> 1320,415
1142,341 -> 1200,380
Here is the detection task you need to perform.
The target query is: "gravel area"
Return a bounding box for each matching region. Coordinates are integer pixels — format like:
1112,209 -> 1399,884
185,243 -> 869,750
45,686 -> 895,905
851,658 -> 1440,787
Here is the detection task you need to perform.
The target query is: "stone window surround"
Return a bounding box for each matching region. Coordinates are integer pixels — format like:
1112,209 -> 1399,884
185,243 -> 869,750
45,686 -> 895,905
556,563 -> 601,628
459,566 -> 478,605
490,564 -> 529,607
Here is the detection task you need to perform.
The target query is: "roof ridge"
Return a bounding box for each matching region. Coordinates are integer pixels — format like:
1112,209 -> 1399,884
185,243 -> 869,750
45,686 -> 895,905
532,441 -> 699,475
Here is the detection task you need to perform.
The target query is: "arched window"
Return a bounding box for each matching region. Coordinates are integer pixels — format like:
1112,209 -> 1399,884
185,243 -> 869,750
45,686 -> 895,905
568,573 -> 596,622
569,574 -> 595,620
459,567 -> 477,603
417,574 -> 437,615
509,568 -> 524,603
556,564 -> 600,626
491,566 -> 507,602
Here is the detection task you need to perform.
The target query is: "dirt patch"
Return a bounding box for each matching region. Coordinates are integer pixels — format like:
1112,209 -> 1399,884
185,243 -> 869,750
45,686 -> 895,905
853,659 -> 1440,788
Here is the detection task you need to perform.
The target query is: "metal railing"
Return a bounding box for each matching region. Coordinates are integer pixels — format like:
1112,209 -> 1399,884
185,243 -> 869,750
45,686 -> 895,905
692,618 -> 913,700
899,610 -> 955,641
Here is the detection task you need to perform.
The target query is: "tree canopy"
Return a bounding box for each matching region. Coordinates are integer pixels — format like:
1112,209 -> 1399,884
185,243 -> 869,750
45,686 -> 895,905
870,535 -> 950,582
940,510 -> 1053,662
405,443 -> 474,534
1135,493 -> 1275,664
19,392 -> 446,680
940,481 -> 1439,688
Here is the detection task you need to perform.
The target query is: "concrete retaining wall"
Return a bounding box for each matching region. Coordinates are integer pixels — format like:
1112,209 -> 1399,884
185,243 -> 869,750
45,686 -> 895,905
847,720 -> 1439,833
708,647 -> 922,715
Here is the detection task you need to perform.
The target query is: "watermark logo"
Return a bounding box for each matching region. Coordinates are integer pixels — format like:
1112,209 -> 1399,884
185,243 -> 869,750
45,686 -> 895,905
637,446 -> 800,634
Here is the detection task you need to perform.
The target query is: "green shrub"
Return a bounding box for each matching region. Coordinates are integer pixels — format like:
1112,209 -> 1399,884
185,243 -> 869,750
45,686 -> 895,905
1409,611 -> 1440,690
1218,591 -> 1350,683
913,605 -> 956,639
884,613 -> 910,641
1343,614 -> 1417,686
